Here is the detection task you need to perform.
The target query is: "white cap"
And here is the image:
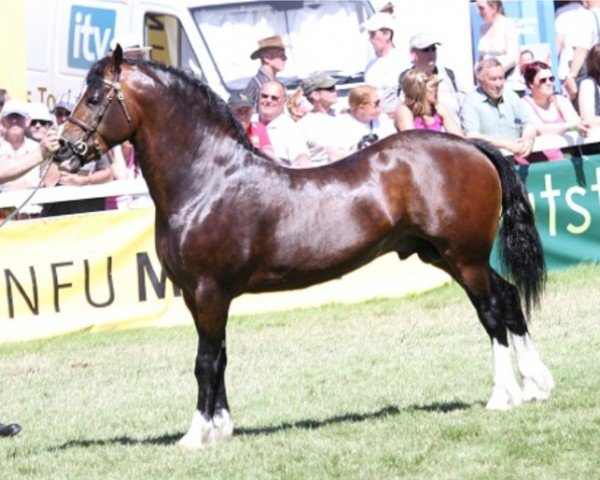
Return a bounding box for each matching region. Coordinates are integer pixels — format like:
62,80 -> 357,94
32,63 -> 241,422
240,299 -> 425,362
2,99 -> 29,118
362,12 -> 395,33
409,32 -> 441,50
27,102 -> 54,123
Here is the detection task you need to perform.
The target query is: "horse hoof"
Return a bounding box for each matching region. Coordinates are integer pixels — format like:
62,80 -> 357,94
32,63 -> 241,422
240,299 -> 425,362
177,411 -> 213,450
521,361 -> 554,402
486,384 -> 522,411
212,410 -> 234,440
522,374 -> 554,402
176,438 -> 206,451
176,431 -> 213,451
176,410 -> 235,449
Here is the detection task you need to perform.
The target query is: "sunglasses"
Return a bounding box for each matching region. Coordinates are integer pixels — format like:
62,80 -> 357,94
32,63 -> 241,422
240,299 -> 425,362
260,93 -> 280,102
538,76 -> 556,85
30,119 -> 52,127
418,45 -> 437,53
318,85 -> 336,92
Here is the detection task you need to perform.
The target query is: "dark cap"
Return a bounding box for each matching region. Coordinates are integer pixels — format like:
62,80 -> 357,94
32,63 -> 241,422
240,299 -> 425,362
53,94 -> 75,113
301,71 -> 338,97
227,90 -> 252,109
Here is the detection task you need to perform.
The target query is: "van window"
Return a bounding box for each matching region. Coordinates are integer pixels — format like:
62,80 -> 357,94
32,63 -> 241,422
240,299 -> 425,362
144,13 -> 205,81
191,1 -> 373,92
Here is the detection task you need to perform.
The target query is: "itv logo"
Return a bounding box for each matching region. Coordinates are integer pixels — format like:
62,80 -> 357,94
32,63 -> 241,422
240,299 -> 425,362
68,6 -> 116,69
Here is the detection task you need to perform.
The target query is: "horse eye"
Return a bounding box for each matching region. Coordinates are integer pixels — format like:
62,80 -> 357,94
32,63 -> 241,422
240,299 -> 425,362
86,95 -> 101,107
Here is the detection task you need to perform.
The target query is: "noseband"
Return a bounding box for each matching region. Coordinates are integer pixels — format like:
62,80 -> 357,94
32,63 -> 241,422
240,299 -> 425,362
63,74 -> 132,159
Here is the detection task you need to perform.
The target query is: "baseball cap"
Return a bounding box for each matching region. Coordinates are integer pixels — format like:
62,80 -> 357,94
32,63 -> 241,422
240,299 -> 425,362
53,94 -> 75,114
409,32 -> 441,50
362,12 -> 395,33
301,71 -> 338,97
27,102 -> 54,123
2,99 -> 29,118
227,90 -> 252,109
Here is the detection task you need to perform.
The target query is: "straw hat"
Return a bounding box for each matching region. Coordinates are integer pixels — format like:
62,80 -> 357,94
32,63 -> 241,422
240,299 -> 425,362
250,35 -> 287,60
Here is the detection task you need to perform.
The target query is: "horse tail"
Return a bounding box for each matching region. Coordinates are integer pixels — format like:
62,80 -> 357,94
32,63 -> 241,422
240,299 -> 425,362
470,138 -> 546,316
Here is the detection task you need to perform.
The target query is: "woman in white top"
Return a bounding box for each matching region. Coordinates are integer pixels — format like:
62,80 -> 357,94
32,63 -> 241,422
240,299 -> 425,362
522,61 -> 588,136
475,1 -> 520,89
334,84 -> 397,153
521,61 -> 588,162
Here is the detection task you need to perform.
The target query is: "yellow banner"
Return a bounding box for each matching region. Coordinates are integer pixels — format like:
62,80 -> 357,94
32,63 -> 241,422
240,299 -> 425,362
0,208 -> 449,343
0,208 -> 188,343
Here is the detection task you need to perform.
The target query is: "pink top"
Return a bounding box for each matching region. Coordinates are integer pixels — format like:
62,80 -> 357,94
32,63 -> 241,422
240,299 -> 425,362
413,113 -> 443,132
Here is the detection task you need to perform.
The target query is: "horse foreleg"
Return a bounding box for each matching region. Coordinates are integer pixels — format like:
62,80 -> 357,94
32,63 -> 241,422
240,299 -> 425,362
177,283 -> 234,450
211,338 -> 234,440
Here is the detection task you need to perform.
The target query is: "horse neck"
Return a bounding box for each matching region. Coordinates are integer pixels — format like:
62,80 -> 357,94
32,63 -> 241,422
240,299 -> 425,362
128,81 -> 256,213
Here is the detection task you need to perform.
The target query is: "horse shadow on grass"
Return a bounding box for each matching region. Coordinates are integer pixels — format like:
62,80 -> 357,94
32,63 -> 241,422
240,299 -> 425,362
54,399 -> 481,450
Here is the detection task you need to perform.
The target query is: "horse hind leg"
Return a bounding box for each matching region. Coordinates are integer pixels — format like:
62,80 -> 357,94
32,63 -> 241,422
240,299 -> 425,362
449,261 -> 524,410
405,240 -> 523,410
491,271 -> 554,402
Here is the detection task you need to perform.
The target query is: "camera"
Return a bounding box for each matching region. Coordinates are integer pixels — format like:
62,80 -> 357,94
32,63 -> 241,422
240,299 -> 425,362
357,133 -> 379,150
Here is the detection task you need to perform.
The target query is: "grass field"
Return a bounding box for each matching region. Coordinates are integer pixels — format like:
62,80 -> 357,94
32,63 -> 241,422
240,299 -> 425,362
1,263 -> 599,479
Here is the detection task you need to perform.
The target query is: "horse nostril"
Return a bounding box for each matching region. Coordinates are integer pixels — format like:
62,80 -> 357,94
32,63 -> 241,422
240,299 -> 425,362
56,143 -> 72,158
67,157 -> 82,173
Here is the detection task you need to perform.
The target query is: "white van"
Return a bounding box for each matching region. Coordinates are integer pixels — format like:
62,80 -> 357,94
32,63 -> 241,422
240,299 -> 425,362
25,0 -> 376,107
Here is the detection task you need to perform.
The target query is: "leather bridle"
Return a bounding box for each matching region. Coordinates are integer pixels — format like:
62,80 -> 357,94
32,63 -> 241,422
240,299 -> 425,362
62,74 -> 132,160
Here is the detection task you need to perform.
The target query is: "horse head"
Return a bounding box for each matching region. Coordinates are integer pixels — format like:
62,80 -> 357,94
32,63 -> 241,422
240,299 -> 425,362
57,44 -> 139,168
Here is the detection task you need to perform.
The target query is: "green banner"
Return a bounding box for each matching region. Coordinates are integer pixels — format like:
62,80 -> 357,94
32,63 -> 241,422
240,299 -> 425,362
497,154 -> 600,270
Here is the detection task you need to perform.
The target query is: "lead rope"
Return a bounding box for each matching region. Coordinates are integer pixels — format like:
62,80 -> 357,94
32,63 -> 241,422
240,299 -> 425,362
0,153 -> 55,229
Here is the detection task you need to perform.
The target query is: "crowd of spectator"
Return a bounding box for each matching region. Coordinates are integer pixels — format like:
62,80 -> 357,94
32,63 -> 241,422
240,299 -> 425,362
1,0 -> 600,220
229,1 -> 598,169
0,38 -> 149,220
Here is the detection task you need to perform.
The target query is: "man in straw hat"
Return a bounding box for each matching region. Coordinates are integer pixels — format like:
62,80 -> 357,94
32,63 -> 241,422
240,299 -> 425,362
246,35 -> 288,107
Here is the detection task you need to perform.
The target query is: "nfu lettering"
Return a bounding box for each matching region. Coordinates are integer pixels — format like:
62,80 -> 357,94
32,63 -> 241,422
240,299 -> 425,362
69,7 -> 115,68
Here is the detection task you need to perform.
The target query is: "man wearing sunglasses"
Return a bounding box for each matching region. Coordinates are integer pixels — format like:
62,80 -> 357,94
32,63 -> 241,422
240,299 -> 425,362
398,32 -> 464,125
26,102 -> 54,143
298,71 -> 349,165
258,81 -> 310,167
0,99 -> 42,191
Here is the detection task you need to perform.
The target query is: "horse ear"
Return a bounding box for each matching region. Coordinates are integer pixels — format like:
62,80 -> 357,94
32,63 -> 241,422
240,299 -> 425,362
112,43 -> 123,70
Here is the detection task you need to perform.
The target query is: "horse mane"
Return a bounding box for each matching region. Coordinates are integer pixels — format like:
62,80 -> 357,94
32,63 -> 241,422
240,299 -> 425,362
86,56 -> 258,154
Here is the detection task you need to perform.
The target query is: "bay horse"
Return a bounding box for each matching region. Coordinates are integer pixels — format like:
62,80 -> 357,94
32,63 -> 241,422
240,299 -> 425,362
58,46 -> 553,449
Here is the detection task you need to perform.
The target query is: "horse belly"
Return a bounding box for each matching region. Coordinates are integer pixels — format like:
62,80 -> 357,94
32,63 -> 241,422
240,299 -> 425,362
246,214 -> 400,292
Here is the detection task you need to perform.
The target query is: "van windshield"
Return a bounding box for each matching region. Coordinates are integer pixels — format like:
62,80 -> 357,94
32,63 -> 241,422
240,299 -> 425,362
191,1 -> 374,91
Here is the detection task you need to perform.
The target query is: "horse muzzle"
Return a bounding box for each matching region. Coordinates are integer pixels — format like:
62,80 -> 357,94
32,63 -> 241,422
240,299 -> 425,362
54,138 -> 90,172
56,135 -> 103,172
